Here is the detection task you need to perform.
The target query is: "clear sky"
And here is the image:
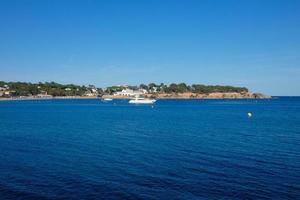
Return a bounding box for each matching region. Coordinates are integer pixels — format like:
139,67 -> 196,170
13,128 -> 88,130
0,0 -> 299,95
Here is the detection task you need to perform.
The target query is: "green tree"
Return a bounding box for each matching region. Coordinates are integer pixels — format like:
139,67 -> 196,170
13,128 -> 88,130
139,84 -> 148,90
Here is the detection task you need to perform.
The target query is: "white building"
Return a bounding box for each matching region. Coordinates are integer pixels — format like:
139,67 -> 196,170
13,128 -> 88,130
113,89 -> 147,97
91,88 -> 97,93
84,92 -> 95,97
84,89 -> 98,96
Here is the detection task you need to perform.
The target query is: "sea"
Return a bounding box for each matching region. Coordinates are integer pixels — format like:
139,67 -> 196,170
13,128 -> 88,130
0,97 -> 299,199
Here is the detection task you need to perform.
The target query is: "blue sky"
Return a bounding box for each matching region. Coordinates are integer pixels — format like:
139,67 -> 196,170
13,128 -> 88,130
0,0 -> 299,95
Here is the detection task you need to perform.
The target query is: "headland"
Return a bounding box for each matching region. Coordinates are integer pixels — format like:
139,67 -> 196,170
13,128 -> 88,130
0,81 -> 271,101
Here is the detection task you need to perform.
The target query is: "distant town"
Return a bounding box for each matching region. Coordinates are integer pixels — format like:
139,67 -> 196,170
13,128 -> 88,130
0,81 -> 270,100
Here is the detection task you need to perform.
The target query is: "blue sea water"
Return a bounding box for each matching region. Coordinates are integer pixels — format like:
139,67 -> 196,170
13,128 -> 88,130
0,97 -> 299,199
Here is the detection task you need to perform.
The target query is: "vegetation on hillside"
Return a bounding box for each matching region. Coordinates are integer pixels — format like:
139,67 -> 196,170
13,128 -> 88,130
0,81 -> 101,97
0,81 -> 249,97
105,82 -> 248,94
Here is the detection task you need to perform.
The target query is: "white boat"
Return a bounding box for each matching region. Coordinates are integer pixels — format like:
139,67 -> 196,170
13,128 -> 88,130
129,96 -> 156,104
103,98 -> 113,101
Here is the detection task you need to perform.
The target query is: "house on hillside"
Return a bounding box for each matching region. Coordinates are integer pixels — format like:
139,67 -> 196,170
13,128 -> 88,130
113,89 -> 147,97
36,91 -> 52,98
91,88 -> 97,93
1,90 -> 15,97
84,89 -> 98,97
0,85 -> 9,91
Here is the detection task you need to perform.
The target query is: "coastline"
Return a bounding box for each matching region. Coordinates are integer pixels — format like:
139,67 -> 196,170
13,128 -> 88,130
0,92 -> 271,101
1,81 -> 271,101
104,92 -> 271,100
0,96 -> 99,101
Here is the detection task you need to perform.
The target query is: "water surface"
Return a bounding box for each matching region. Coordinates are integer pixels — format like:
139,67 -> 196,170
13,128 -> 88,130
0,97 -> 299,199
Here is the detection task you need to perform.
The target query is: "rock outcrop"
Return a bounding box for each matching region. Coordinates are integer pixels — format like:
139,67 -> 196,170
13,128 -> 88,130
143,92 -> 271,99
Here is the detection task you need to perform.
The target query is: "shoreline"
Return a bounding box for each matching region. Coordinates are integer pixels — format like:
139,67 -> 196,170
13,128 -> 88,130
0,95 -> 272,101
0,96 -> 99,101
